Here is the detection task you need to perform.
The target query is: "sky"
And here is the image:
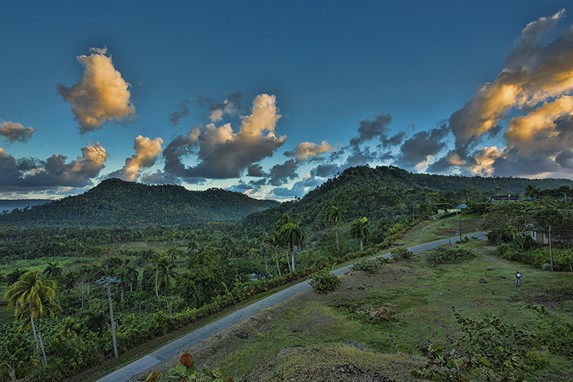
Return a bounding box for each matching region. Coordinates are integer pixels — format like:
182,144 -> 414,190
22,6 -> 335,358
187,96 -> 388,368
2,1 -> 573,200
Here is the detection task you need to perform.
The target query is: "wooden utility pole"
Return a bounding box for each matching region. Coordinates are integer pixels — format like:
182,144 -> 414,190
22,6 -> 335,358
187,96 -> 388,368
96,276 -> 120,358
549,225 -> 554,271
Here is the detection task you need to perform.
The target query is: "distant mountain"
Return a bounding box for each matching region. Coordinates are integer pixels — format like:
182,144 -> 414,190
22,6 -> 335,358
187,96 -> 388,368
0,178 -> 279,227
244,165 -> 573,230
0,199 -> 51,212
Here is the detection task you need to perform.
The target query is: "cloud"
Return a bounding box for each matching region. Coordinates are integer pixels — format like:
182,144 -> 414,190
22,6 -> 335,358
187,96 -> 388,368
139,170 -> 184,185
270,176 -> 323,200
163,94 -> 285,179
469,146 -> 503,176
448,9 -> 573,158
169,99 -> 190,126
110,135 -> 163,181
397,124 -> 449,168
57,47 -> 136,133
310,163 -> 342,178
198,92 -> 242,122
350,114 -> 393,146
268,159 -> 298,186
285,140 -> 332,161
0,144 -> 107,191
0,121 -> 35,143
247,163 -> 267,177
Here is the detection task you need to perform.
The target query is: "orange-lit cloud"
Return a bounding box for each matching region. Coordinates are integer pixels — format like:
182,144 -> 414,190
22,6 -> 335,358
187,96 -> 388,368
163,94 -> 286,179
469,146 -> 503,176
121,136 -> 164,181
286,141 -> 332,161
0,121 -> 35,143
57,47 -> 136,133
449,9 -> 573,155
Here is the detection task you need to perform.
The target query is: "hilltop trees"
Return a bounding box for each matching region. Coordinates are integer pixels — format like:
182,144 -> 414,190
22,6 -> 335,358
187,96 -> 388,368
275,216 -> 305,272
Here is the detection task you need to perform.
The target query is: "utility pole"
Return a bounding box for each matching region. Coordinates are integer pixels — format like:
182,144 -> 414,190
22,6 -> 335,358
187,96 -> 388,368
549,225 -> 554,271
96,276 -> 120,358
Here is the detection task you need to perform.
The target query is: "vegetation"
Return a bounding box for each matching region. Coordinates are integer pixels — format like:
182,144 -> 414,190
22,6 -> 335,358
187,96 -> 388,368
0,178 -> 278,227
1,165 -> 573,380
310,270 -> 341,294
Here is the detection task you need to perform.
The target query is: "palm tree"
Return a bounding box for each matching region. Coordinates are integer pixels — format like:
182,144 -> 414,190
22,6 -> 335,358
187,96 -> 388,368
277,222 -> 305,272
43,262 -> 63,279
6,268 -> 25,286
4,271 -> 57,367
327,205 -> 344,254
155,256 -> 176,314
350,217 -> 370,251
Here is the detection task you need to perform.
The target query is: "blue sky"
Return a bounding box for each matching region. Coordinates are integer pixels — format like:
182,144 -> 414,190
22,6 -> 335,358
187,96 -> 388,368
2,1 -> 573,199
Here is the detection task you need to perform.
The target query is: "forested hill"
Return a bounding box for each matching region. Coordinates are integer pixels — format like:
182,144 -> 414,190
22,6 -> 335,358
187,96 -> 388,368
0,178 -> 279,227
244,165 -> 573,230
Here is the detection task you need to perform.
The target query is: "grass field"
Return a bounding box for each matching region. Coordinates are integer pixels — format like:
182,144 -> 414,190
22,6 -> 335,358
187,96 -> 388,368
174,238 -> 573,381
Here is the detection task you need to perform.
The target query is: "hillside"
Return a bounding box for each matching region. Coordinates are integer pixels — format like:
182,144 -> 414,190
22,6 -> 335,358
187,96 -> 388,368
244,165 -> 573,230
0,178 -> 279,227
0,199 -> 51,212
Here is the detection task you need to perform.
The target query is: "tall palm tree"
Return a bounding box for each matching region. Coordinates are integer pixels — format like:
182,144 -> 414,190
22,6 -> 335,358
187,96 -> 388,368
42,262 -> 63,279
327,205 -> 344,253
155,256 -> 176,314
277,222 -> 305,272
350,217 -> 370,251
4,271 -> 57,367
6,268 -> 25,286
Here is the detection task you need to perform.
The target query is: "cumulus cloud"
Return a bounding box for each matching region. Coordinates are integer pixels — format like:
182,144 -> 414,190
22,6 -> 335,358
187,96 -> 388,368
285,141 -> 332,161
247,163 -> 267,177
270,176 -> 323,199
0,144 -> 107,191
0,121 -> 35,143
397,124 -> 449,168
268,159 -> 298,186
110,135 -> 163,181
163,94 -> 285,179
350,114 -> 393,146
57,47 -> 136,133
198,92 -> 242,122
448,9 -> 573,156
169,99 -> 190,126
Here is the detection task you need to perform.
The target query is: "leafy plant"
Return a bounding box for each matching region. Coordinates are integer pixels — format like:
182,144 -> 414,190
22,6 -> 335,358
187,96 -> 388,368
352,259 -> 379,273
426,246 -> 475,266
391,247 -> 414,260
310,270 -> 341,293
146,352 -> 233,382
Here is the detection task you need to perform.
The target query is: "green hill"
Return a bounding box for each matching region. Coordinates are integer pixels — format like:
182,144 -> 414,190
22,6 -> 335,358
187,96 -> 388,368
244,165 -> 573,230
0,178 -> 279,227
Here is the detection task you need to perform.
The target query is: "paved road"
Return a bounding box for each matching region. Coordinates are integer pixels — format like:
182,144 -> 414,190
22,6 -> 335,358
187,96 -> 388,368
97,232 -> 486,382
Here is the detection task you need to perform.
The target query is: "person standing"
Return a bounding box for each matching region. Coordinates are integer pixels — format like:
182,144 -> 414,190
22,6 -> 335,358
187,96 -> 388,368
516,271 -> 522,288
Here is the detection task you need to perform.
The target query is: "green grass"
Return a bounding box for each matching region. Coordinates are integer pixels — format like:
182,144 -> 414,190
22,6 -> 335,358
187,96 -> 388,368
0,256 -> 98,274
396,214 -> 482,245
211,239 -> 573,381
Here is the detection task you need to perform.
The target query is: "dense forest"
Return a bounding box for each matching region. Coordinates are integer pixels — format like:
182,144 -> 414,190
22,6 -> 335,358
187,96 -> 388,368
245,165 -> 573,230
0,178 -> 279,227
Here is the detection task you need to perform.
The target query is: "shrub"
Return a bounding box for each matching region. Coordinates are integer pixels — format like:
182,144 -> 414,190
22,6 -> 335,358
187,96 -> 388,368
391,247 -> 414,260
352,259 -> 379,273
310,270 -> 341,293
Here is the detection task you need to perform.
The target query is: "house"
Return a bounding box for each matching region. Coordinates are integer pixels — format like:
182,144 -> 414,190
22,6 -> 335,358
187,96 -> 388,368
490,195 -> 520,203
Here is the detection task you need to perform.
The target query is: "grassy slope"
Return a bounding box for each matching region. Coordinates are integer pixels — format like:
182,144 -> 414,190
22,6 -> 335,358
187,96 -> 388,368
200,240 -> 572,381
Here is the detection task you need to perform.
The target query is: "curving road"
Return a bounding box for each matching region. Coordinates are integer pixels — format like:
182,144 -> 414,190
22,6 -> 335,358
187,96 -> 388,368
97,232 -> 486,382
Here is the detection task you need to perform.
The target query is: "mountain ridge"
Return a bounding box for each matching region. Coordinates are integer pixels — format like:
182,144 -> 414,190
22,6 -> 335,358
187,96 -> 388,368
0,178 -> 279,227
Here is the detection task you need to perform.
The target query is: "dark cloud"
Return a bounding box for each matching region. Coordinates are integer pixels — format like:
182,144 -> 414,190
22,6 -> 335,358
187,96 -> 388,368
268,159 -> 298,186
169,99 -> 190,126
311,163 -> 342,178
0,145 -> 107,192
381,131 -> 405,147
198,91 -> 242,122
270,177 -> 323,199
247,163 -> 267,177
0,122 -> 35,143
350,114 -> 392,146
398,124 -> 449,167
139,170 -> 185,185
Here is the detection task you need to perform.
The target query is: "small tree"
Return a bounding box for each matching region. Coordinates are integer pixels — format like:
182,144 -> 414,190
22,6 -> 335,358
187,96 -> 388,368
326,205 -> 344,254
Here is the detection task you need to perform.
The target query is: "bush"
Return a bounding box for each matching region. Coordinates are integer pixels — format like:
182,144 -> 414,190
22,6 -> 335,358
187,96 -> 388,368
391,247 -> 414,260
352,259 -> 379,273
310,270 -> 341,293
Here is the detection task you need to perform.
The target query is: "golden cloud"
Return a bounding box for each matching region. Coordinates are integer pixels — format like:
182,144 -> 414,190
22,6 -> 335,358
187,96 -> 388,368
57,48 -> 136,133
122,135 -> 164,181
